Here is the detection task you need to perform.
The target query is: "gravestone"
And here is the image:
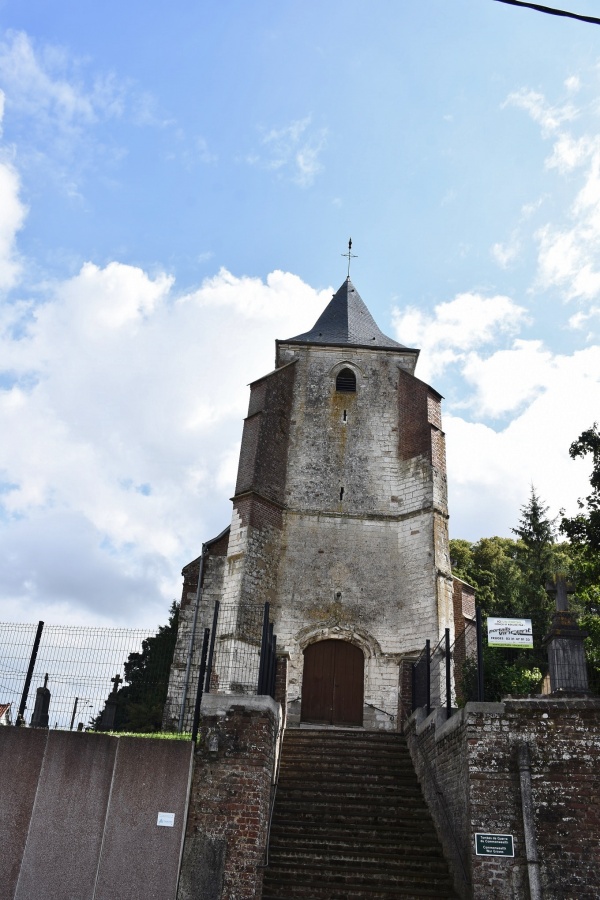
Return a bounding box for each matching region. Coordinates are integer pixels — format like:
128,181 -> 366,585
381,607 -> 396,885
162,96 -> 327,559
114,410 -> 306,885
30,674 -> 50,728
543,575 -> 590,694
98,673 -> 123,731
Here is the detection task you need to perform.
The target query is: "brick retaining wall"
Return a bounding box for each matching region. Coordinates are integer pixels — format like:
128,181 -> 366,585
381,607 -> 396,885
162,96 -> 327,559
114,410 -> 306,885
405,698 -> 600,899
178,695 -> 280,900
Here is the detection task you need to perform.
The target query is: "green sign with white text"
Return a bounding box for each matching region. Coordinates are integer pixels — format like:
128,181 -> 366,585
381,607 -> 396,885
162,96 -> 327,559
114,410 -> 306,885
475,833 -> 514,857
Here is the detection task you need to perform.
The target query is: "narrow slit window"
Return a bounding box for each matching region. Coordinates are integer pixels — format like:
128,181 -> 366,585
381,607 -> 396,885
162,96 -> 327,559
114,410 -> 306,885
342,410 -> 347,423
336,368 -> 356,393
339,487 -> 344,501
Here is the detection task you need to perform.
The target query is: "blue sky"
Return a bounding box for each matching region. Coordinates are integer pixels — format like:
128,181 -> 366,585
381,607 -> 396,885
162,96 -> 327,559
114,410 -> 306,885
1,1 -> 600,627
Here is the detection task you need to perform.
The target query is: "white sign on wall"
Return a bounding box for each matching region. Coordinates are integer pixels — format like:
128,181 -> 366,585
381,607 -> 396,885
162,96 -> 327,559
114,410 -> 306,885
157,812 -> 175,827
487,617 -> 533,649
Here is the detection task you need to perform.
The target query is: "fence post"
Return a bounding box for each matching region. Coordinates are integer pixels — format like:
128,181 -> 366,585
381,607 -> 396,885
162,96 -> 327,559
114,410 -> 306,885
178,544 -> 206,733
476,606 -> 484,702
268,629 -> 277,699
204,601 -> 220,693
269,634 -> 277,700
69,697 -> 79,731
257,603 -> 271,695
191,629 -> 211,744
17,620 -> 44,726
445,628 -> 452,720
425,639 -> 431,717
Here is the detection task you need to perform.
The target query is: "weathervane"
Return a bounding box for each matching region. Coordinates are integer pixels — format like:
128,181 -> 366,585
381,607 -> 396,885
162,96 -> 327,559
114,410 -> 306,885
342,238 -> 357,278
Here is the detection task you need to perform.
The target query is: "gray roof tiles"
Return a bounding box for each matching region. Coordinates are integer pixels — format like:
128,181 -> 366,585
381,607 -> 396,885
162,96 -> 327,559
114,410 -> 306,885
283,278 -> 412,350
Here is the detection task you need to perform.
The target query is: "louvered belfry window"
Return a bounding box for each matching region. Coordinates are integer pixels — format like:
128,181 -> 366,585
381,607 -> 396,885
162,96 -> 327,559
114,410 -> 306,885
336,368 -> 356,393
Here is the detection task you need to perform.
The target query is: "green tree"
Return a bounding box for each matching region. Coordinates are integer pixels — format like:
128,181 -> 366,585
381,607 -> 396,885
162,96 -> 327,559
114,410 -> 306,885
511,487 -> 556,653
560,423 -> 600,607
451,489 -> 559,701
559,424 -> 600,691
94,602 -> 179,733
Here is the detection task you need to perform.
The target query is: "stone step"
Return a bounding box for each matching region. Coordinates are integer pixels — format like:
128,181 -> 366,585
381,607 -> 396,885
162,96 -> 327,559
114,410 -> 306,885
271,812 -> 440,832
262,883 -> 457,900
272,797 -> 431,819
260,861 -> 455,890
282,735 -> 410,753
269,820 -> 439,845
267,847 -> 450,871
276,781 -> 424,798
282,733 -> 408,749
262,728 -> 458,900
279,757 -> 416,773
268,834 -> 443,856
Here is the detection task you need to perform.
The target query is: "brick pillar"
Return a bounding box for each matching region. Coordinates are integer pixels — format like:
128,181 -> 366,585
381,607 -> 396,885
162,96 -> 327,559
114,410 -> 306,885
398,657 -> 416,731
178,695 -> 280,900
275,652 -> 288,729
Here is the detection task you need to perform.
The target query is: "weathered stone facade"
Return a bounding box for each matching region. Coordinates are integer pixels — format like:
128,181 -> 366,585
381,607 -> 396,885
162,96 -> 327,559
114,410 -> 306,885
405,699 -> 600,900
166,278 -> 454,731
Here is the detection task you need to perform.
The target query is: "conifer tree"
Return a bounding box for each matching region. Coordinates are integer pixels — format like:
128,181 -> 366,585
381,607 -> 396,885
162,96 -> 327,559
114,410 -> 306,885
93,602 -> 179,733
511,487 -> 556,650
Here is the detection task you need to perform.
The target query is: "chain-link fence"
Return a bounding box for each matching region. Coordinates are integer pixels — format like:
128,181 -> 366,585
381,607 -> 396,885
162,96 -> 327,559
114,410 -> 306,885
0,622 -> 175,731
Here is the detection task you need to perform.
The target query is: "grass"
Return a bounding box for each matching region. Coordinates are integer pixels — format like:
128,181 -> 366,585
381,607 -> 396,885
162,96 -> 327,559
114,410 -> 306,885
86,730 -> 192,740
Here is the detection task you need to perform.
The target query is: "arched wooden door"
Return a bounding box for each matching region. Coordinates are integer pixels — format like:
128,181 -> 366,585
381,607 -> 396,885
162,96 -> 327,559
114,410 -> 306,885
301,639 -> 364,726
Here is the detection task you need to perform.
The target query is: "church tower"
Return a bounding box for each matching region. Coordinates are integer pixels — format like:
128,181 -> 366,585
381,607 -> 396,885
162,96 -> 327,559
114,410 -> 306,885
166,276 -> 454,731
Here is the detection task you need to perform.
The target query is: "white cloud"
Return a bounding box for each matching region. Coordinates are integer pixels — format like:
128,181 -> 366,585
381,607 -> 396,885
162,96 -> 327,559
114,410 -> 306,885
0,257 -> 330,625
460,340 -> 552,417
0,29 -> 172,199
491,235 -> 520,268
506,84 -> 600,314
249,116 -> 327,187
0,150 -> 26,291
0,30 -> 125,128
392,292 -> 528,381
447,345 -> 600,539
545,133 -> 595,173
565,75 -> 581,93
503,88 -> 577,137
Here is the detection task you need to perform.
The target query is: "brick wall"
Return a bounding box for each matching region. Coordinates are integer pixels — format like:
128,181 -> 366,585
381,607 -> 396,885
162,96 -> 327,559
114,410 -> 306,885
405,699 -> 600,900
178,695 -> 280,900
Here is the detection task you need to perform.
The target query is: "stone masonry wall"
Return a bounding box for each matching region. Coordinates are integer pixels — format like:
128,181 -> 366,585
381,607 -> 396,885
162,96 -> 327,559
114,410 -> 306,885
270,342 -> 453,725
178,695 -> 280,900
163,532 -> 229,731
405,699 -> 600,900
235,360 -> 296,506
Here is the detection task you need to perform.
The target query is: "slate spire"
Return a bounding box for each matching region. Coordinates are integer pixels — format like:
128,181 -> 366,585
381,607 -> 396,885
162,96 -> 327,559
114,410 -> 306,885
285,277 -> 408,350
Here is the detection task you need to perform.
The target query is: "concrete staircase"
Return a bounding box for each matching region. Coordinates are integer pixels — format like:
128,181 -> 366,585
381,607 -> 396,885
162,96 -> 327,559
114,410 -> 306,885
261,729 -> 458,900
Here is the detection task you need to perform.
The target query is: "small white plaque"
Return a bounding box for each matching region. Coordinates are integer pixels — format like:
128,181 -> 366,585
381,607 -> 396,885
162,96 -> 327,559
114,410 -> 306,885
157,812 -> 175,827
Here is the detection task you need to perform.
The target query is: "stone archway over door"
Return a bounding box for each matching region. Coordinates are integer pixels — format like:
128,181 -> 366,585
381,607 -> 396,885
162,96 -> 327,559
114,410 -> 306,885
301,640 -> 364,726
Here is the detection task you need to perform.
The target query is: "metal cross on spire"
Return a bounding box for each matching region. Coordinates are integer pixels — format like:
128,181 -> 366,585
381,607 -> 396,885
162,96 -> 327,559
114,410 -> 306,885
342,238 -> 357,278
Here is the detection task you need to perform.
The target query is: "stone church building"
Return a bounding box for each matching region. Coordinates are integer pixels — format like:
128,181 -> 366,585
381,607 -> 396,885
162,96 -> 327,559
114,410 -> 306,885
165,276 -> 455,731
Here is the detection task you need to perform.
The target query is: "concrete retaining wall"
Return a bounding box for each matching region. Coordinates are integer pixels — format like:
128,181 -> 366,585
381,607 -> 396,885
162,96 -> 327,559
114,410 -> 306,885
0,729 -> 193,900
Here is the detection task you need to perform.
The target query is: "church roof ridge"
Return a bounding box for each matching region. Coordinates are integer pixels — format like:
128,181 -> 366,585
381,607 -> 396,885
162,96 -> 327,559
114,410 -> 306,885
282,277 -> 415,351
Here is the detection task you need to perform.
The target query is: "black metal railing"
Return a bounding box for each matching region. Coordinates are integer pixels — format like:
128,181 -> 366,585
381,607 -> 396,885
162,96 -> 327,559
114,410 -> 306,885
411,610 -> 485,718
202,601 -> 277,698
